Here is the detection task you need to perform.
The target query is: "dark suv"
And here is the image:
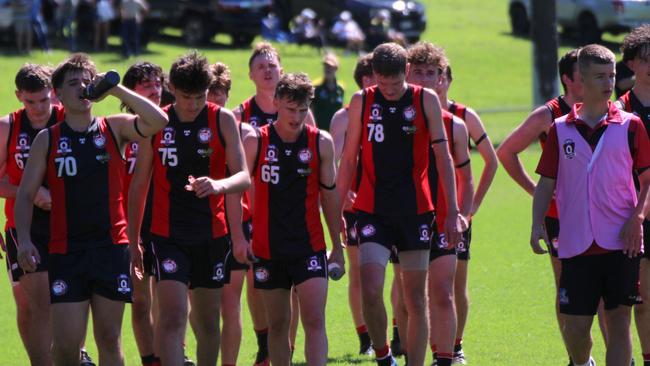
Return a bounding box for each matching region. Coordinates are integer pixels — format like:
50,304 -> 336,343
146,0 -> 272,46
274,0 -> 427,43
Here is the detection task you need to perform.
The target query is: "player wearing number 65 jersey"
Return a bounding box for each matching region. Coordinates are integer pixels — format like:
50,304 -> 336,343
0,64 -> 64,366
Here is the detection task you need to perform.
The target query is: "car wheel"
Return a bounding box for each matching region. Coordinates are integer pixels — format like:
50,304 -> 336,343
509,3 -> 529,36
578,12 -> 601,45
232,33 -> 255,47
184,16 -> 208,46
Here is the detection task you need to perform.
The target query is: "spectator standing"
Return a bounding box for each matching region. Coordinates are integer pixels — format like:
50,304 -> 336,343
31,0 -> 51,52
331,11 -> 365,55
95,0 -> 115,50
120,0 -> 147,57
55,0 -> 78,51
312,53 -> 344,130
12,0 -> 33,54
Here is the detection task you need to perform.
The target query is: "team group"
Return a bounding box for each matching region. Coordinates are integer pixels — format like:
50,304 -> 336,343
4,23 -> 650,366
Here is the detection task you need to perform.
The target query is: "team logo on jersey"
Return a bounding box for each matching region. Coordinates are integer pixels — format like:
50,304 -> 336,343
161,258 -> 177,274
307,256 -> 322,272
161,127 -> 176,146
361,224 -> 376,238
57,137 -> 72,154
213,262 -> 225,281
402,125 -> 417,134
255,267 -> 270,282
197,147 -> 213,158
297,167 -> 312,177
17,133 -> 30,151
79,137 -> 86,144
418,224 -> 430,242
559,288 -> 569,305
403,105 -> 416,121
389,106 -> 397,114
51,279 -> 68,296
183,130 -> 191,137
562,138 -> 575,159
249,116 -> 260,127
198,127 -> 212,144
116,274 -> 132,294
298,148 -> 312,164
265,145 -> 278,163
95,152 -> 111,163
93,133 -> 106,149
370,104 -> 383,121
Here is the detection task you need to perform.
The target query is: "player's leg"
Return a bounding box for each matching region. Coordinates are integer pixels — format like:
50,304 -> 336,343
636,258 -> 650,365
51,301 -> 90,365
295,277 -> 328,366
261,288 -> 292,366
290,288 -> 300,354
156,280 -> 188,364
18,271 -> 52,365
132,271 -> 155,364
189,288 -> 222,365
399,251 -> 431,366
605,305 -> 633,366
347,245 -> 371,353
391,262 -> 407,357
90,294 -> 127,365
221,269 -> 246,365
246,270 -> 270,365
359,245 -> 391,357
453,228 -> 471,363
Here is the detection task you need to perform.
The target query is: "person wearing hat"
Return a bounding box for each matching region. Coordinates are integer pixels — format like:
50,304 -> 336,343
312,53 -> 344,130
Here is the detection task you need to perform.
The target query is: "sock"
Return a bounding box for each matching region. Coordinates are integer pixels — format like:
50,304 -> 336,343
437,353 -> 453,366
374,344 -> 390,359
454,339 -> 463,353
141,354 -> 157,366
392,319 -> 399,340
255,328 -> 269,352
431,344 -> 437,360
644,353 -> 650,364
356,324 -> 368,334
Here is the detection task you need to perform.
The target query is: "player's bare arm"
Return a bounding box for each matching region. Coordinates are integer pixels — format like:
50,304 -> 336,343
335,91 -> 362,210
498,106 -> 553,196
621,167 -> 650,258
127,136 -> 153,280
14,129 -> 49,272
452,117 -> 474,219
239,130 -> 260,261
463,108 -> 496,216
0,115 -> 15,198
423,88 -> 464,245
530,176 -> 555,254
329,107 -> 349,162
233,104 -> 243,123
318,130 -> 345,274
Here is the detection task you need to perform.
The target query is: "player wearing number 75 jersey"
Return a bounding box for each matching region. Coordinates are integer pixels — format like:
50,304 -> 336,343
13,53 -> 169,366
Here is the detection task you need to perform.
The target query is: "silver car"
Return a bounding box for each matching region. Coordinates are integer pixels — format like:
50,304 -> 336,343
509,0 -> 650,43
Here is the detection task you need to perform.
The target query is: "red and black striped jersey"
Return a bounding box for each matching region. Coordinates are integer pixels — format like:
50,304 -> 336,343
619,90 -> 650,128
239,96 -> 277,127
251,124 -> 324,260
448,101 -> 466,121
151,103 -> 228,241
5,105 -> 64,233
46,118 -> 127,253
124,141 -> 153,235
429,111 -> 456,231
353,85 -> 433,215
541,96 -> 571,219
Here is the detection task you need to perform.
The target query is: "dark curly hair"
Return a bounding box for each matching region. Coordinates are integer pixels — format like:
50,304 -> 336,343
169,50 -> 211,94
15,63 -> 53,92
208,62 -> 232,95
51,53 -> 97,89
275,72 -> 314,104
621,25 -> 650,62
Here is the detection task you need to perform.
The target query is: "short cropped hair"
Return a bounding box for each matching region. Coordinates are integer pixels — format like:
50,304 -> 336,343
621,25 -> 650,62
407,42 -> 448,72
169,50 -> 211,94
353,53 -> 373,89
275,72 -> 314,104
51,53 -> 97,89
15,63 -> 52,92
578,44 -> 616,74
208,62 -> 232,95
372,43 -> 408,76
123,61 -> 164,90
558,49 -> 579,93
248,42 -> 281,69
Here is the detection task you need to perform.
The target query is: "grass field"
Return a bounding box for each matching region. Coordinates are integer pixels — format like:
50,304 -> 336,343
0,0 -> 633,364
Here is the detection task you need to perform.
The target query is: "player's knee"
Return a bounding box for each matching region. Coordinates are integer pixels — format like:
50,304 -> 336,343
94,326 -> 122,353
131,299 -> 151,321
158,307 -> 187,332
301,311 -> 325,332
361,282 -> 383,304
267,315 -> 291,333
53,342 -> 81,362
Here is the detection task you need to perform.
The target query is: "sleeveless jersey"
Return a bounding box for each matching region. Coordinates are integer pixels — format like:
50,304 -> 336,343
251,124 -> 324,260
448,101 -> 467,121
429,111 -> 455,230
151,103 -> 228,241
353,85 -> 433,215
541,96 -> 571,219
124,141 -> 153,235
47,118 -> 127,253
5,105 -> 65,233
619,90 -> 650,128
239,96 -> 277,127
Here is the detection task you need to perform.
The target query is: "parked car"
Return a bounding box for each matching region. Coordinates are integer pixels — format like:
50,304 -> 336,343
146,0 -> 272,46
275,0 -> 427,44
509,0 -> 650,44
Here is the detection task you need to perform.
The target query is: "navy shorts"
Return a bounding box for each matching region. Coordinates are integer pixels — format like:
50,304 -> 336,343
643,219 -> 650,260
5,228 -> 49,283
429,223 -> 457,262
544,216 -> 560,258
253,251 -> 328,290
356,211 -> 433,253
343,211 -> 359,247
455,223 -> 472,261
227,220 -> 253,272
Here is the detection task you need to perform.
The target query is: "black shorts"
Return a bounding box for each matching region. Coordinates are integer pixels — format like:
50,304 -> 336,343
544,216 -> 560,258
227,220 -> 253,272
5,228 -> 49,283
253,251 -> 328,290
429,223 -> 457,262
343,211 -> 359,247
559,251 -> 640,315
140,231 -> 155,277
48,245 -> 132,304
456,223 -> 472,261
356,211 -> 433,253
151,235 -> 231,289
643,219 -> 650,260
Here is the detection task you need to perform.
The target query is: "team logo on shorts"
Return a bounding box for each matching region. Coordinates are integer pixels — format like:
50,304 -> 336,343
17,133 -> 30,151
403,105 -> 416,121
456,240 -> 467,253
437,233 -> 448,249
116,274 -> 132,294
361,224 -> 376,238
298,148 -> 312,164
265,145 -> 278,163
419,224 -> 430,242
57,137 -> 72,154
562,138 -> 575,159
198,127 -> 212,144
93,133 -> 106,149
307,256 -> 322,272
161,258 -> 178,274
51,279 -> 68,296
213,262 -> 225,281
559,288 -> 569,305
370,104 -> 383,121
161,127 -> 176,146
255,267 -> 269,282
